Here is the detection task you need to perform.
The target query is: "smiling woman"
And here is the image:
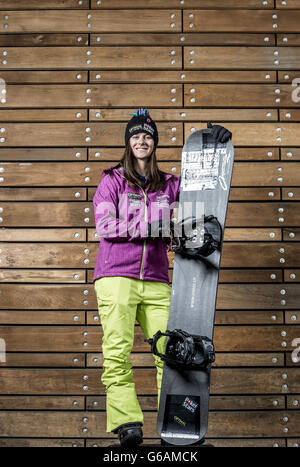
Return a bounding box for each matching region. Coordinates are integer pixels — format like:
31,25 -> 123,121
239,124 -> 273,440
106,108 -> 169,193
92,108 -> 181,447
130,132 -> 154,163
92,108 -> 233,447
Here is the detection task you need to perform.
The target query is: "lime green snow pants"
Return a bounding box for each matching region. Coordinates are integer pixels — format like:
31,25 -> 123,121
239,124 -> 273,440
94,276 -> 171,433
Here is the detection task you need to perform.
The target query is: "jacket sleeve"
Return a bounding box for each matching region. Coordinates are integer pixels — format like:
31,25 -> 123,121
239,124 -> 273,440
93,174 -> 146,243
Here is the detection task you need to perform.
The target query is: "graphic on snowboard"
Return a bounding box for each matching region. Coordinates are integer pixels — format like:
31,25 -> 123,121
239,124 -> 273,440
146,128 -> 234,446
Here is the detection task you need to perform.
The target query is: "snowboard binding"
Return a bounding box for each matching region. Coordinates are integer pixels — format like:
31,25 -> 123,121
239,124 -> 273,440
171,215 -> 222,259
146,329 -> 215,370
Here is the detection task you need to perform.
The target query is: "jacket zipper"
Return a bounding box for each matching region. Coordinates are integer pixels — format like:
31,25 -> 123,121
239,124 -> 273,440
116,168 -> 148,280
139,186 -> 148,280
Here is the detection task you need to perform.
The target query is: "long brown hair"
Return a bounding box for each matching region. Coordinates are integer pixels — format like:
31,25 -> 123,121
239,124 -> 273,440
106,143 -> 173,192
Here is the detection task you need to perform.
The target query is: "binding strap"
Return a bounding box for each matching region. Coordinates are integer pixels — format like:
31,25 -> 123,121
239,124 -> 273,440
146,329 -> 215,370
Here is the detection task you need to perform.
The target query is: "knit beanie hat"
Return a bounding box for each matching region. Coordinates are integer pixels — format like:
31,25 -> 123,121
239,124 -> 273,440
125,108 -> 159,147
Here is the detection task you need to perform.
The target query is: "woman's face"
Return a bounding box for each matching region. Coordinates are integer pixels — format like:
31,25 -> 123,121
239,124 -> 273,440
129,132 -> 154,161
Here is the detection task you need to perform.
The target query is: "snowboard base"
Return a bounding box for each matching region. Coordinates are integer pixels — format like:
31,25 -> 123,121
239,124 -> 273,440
161,439 -> 213,447
106,443 -> 214,448
157,129 -> 235,445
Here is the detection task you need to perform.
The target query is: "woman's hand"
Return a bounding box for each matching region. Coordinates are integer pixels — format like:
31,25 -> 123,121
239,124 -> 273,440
146,219 -> 172,248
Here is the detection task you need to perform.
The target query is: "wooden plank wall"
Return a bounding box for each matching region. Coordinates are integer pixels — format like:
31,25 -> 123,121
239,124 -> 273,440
0,0 -> 300,448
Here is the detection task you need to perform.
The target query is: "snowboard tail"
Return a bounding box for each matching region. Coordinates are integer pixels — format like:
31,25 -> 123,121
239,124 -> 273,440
159,365 -> 211,445
162,394 -> 201,441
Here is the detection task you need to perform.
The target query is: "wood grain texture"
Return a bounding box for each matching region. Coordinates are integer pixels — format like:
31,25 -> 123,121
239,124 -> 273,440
90,33 -> 276,46
0,47 -> 182,69
0,10 -> 181,33
0,438 -> 84,447
88,438 -> 285,447
0,202 -> 93,227
184,46 -> 300,69
86,146 -> 280,162
1,84 -> 182,108
1,410 -> 300,439
0,148 -> 87,161
283,228 -> 300,241
282,188 -> 300,200
84,310 -> 284,325
183,10 -> 300,33
281,148 -> 300,160
0,188 -> 87,201
0,0 -> 299,445
277,0 -> 300,7
184,84 -> 299,107
0,122 -> 182,146
1,242 -> 299,269
91,0 -> 275,8
0,269 -> 86,283
0,161 -> 298,186
0,109 -> 88,121
0,325 -> 298,351
226,203 -> 300,227
0,34 -> 89,46
89,70 -> 277,83
0,243 -> 97,268
1,369 -> 300,397
1,353 -> 85,367
0,228 -> 86,241
0,70 -> 88,83
284,270 -> 300,282
184,123 -> 300,145
1,123 -> 300,146
0,0 -> 89,8
216,284 -> 300,309
0,311 -> 85,325
85,394 -> 285,411
280,109 -> 300,121
86,351 -> 284,368
1,201 -> 299,228
88,108 -> 278,122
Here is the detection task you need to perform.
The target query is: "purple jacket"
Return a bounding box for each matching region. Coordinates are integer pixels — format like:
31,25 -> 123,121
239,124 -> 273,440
92,164 -> 181,285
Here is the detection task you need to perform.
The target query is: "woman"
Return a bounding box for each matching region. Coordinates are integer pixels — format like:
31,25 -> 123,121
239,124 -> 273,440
93,108 -> 231,446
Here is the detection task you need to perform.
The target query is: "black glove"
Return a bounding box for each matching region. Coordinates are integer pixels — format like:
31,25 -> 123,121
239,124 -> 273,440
147,219 -> 173,248
207,122 -> 232,143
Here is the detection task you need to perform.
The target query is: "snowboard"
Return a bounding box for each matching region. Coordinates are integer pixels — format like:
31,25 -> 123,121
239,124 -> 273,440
155,128 -> 234,446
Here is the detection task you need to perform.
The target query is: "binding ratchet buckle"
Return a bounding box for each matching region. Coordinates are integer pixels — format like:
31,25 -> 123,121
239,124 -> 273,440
146,329 -> 215,370
171,215 -> 222,259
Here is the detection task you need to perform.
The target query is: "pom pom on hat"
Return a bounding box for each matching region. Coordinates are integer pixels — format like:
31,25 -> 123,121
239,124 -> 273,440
125,108 -> 159,147
129,108 -> 150,117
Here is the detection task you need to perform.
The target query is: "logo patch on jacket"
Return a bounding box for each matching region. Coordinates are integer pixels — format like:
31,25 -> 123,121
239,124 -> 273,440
128,192 -> 142,207
156,194 -> 170,206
